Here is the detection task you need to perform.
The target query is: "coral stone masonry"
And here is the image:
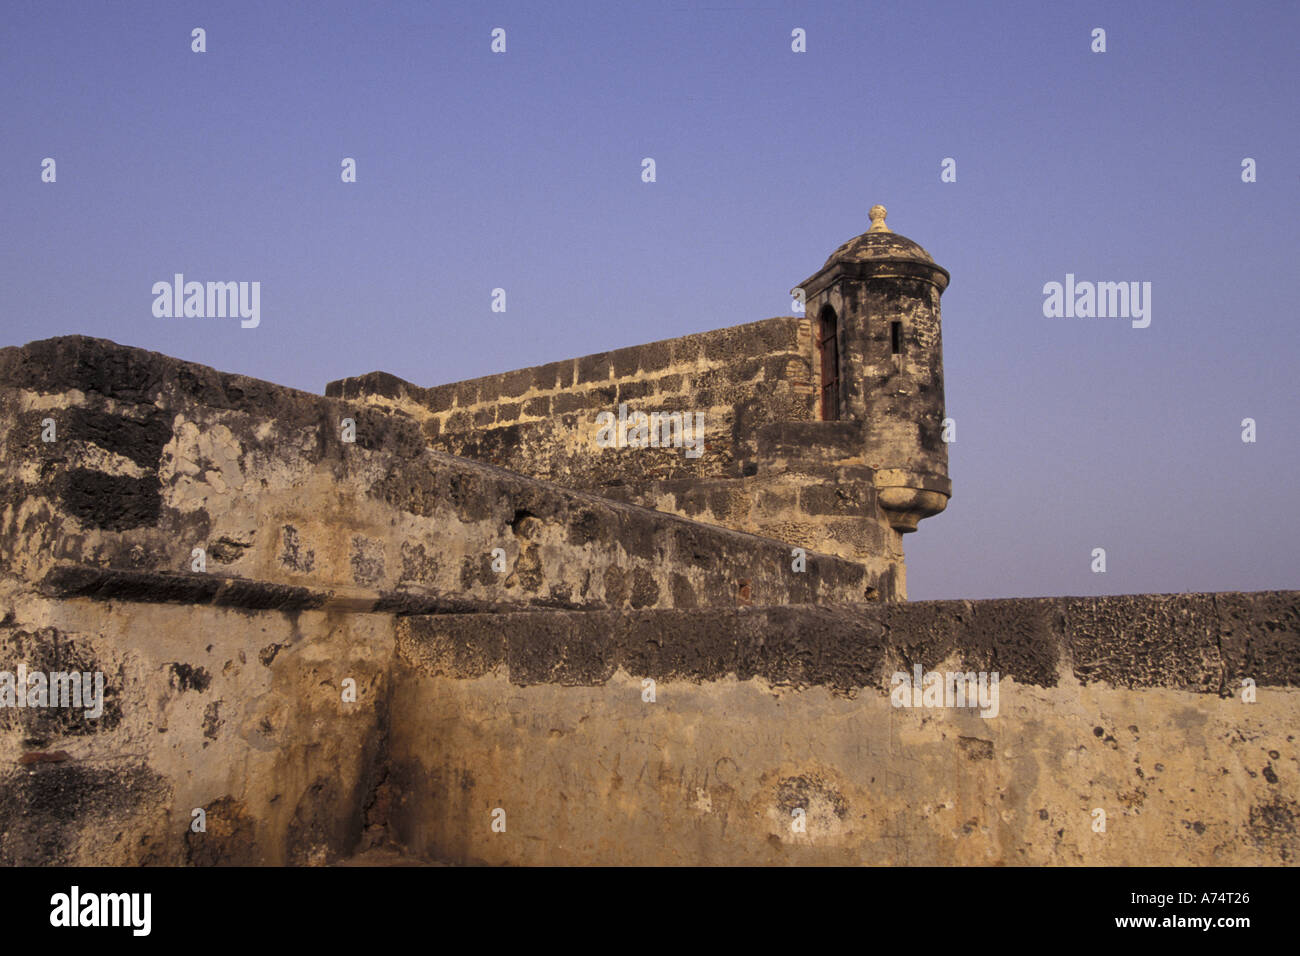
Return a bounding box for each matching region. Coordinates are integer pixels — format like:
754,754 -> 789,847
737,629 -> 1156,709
0,211 -> 1296,866
330,206 -> 952,600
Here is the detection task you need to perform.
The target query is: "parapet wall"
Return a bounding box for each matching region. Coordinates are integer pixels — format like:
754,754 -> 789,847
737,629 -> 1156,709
0,335 -> 878,613
327,318 -> 910,593
2,587 -> 1294,865
328,317 -> 820,485
390,593 -> 1300,865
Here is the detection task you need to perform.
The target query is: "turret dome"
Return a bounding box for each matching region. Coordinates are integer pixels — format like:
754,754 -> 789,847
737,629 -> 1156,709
822,205 -> 940,268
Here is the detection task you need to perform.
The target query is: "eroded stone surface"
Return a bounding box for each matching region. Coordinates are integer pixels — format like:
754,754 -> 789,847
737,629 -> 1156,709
0,223 -> 1294,866
0,336 -> 876,613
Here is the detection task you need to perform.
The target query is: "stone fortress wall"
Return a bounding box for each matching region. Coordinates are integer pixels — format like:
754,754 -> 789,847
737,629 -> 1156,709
0,209 -> 1295,866
0,339 -> 1292,867
330,316 -> 821,485
392,595 -> 1299,865
328,316 -> 909,598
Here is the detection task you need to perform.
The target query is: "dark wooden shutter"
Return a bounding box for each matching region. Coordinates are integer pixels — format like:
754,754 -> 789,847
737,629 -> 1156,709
818,307 -> 840,421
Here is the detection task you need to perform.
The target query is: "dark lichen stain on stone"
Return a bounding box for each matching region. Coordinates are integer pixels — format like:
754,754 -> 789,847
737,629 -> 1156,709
0,627 -> 123,735
279,525 -> 315,573
1245,798 -> 1299,860
65,404 -> 171,469
398,542 -> 439,586
42,566 -> 219,605
202,701 -> 222,740
0,763 -> 169,865
775,774 -> 848,820
958,737 -> 994,760
169,662 -> 211,693
215,579 -> 326,612
208,537 -> 251,564
630,567 -> 660,609
350,535 -> 385,588
58,469 -> 161,531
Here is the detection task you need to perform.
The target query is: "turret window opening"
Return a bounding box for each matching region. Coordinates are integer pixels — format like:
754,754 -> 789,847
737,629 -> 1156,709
818,305 -> 840,421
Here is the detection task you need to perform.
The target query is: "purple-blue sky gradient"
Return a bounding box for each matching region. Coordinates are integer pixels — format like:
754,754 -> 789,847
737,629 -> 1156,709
4,1 -> 1297,600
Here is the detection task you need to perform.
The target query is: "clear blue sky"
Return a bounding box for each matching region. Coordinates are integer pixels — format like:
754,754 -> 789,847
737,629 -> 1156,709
4,0 -> 1297,599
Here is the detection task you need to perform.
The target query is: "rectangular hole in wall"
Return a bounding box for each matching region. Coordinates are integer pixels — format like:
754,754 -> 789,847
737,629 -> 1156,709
890,321 -> 902,355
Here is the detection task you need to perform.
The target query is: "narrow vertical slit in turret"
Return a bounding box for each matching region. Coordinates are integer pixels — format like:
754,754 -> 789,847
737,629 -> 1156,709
890,321 -> 902,355
818,304 -> 840,421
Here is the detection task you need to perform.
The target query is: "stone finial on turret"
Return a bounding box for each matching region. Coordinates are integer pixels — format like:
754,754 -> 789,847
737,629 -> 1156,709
867,204 -> 891,233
